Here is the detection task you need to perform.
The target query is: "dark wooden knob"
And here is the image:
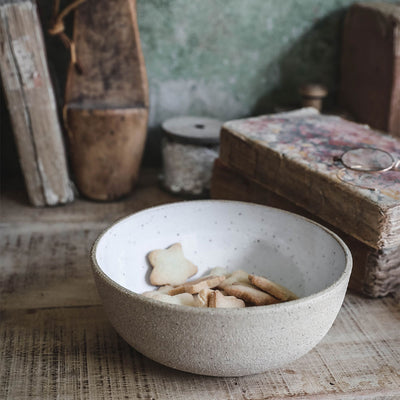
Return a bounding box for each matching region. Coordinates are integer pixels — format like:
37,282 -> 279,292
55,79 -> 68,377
299,84 -> 328,111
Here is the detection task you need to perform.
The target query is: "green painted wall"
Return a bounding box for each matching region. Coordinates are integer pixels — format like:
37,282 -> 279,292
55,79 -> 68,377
139,0 -> 344,124
135,0 -> 399,162
138,0 -> 400,119
2,0 -> 399,173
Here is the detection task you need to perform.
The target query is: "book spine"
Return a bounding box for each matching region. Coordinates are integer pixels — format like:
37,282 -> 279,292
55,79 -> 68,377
219,127 -> 387,249
211,159 -> 400,298
0,0 -> 74,206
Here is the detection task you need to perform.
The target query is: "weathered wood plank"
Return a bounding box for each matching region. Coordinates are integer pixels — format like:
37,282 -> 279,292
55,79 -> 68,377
1,168 -> 399,399
0,168 -> 177,225
0,170 -> 177,310
0,0 -> 74,206
65,0 -> 149,201
65,0 -> 148,109
0,227 -> 101,309
339,3 -> 400,137
0,294 -> 399,399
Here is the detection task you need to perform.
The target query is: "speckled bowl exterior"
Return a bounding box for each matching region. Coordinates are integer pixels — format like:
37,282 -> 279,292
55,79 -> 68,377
91,201 -> 352,377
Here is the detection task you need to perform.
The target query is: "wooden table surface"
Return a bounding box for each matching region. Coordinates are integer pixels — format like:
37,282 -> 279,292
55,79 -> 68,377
1,169 -> 400,400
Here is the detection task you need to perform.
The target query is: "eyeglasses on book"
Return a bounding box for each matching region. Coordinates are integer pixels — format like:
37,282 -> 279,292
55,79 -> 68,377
334,147 -> 400,191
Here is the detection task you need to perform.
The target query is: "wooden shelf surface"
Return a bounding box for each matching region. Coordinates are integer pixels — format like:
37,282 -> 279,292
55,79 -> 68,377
1,169 -> 399,399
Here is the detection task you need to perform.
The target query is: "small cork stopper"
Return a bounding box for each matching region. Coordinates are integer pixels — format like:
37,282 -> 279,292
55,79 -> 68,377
299,83 -> 328,98
299,83 -> 328,111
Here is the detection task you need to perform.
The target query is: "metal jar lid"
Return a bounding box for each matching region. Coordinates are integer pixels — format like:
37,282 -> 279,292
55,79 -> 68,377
161,116 -> 223,145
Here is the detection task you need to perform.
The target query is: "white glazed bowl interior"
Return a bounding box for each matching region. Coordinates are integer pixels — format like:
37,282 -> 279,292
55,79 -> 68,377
92,200 -> 352,376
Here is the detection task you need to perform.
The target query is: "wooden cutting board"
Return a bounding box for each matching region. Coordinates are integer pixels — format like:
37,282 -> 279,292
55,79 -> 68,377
64,0 -> 149,201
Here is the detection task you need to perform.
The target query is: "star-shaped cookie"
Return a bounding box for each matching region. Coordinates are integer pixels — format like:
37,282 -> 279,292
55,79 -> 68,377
148,243 -> 198,286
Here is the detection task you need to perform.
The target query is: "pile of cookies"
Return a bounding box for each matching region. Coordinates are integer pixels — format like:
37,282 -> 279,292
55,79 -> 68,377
142,243 -> 298,308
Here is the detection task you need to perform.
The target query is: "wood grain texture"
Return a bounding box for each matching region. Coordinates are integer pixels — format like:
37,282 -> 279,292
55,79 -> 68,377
0,168 -> 176,225
211,160 -> 400,298
1,168 -> 400,399
0,227 -> 101,309
65,0 -> 148,108
339,2 -> 400,137
0,295 -> 399,400
64,0 -> 149,201
0,0 -> 74,206
66,107 -> 148,201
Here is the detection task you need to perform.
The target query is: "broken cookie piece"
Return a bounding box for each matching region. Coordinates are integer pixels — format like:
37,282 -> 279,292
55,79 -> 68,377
168,274 -> 225,295
209,290 -> 245,308
223,283 -> 281,306
193,288 -> 213,307
148,243 -> 198,286
142,291 -> 196,306
249,274 -> 298,301
218,269 -> 250,290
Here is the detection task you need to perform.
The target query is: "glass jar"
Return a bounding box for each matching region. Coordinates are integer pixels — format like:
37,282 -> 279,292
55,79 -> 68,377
161,116 -> 222,197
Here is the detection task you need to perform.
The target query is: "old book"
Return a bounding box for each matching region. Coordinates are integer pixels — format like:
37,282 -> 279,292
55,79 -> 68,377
64,0 -> 149,201
211,159 -> 400,297
219,110 -> 400,250
0,0 -> 74,206
339,2 -> 400,137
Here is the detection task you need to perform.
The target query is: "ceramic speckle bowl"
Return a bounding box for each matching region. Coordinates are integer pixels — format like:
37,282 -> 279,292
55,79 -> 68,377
91,200 -> 352,377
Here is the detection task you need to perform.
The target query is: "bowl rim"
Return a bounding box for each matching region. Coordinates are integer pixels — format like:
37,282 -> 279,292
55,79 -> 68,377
91,200 -> 353,315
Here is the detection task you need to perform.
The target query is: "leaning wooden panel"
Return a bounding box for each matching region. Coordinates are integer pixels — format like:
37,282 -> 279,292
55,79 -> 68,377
0,0 -> 74,206
64,0 -> 149,201
339,2 -> 400,137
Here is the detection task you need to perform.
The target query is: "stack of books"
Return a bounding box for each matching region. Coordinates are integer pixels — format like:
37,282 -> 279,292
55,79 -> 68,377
211,109 -> 400,297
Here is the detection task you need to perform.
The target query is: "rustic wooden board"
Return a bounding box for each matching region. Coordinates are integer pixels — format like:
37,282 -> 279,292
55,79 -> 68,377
65,0 -> 149,201
65,0 -> 148,109
339,2 -> 400,137
0,0 -> 74,206
0,169 -> 176,225
0,295 -> 399,400
1,168 -> 400,399
0,227 -> 101,310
